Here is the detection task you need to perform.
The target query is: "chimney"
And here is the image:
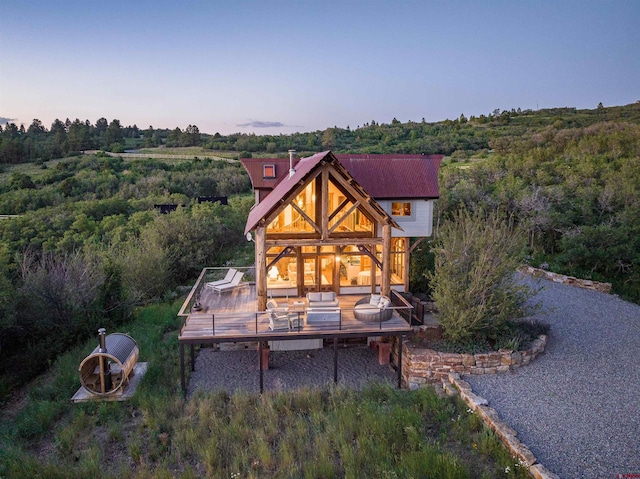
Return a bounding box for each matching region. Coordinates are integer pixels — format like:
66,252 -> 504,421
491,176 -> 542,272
98,328 -> 108,353
288,149 -> 296,177
97,328 -> 112,391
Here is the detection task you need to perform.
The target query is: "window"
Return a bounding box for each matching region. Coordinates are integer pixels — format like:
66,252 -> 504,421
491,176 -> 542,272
263,164 -> 276,179
391,202 -> 412,216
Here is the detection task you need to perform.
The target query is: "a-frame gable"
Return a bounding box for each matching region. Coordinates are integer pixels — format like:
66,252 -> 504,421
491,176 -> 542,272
245,151 -> 399,238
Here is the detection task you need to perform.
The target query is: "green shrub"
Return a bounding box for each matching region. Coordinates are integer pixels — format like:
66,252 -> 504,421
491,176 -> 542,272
429,208 -> 537,345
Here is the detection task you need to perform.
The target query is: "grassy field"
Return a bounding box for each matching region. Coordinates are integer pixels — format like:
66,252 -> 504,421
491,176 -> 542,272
134,147 -> 236,158
134,148 -> 321,160
0,302 -> 531,478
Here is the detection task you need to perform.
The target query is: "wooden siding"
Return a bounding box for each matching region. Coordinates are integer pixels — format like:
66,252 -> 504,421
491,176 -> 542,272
377,199 -> 435,238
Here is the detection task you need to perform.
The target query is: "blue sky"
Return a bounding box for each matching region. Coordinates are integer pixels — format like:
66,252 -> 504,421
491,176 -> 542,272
1,0 -> 639,135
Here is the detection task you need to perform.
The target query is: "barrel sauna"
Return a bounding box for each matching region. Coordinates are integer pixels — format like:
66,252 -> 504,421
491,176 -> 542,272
78,328 -> 139,396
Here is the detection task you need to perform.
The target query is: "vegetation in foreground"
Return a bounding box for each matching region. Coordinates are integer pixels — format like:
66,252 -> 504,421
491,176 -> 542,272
0,302 -> 530,479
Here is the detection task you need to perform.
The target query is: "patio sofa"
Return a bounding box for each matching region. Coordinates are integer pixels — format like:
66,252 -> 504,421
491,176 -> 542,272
306,292 -> 339,309
353,294 -> 393,323
306,292 -> 341,324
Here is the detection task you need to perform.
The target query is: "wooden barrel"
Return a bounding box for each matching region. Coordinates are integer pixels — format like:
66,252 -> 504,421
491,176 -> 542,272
78,333 -> 139,396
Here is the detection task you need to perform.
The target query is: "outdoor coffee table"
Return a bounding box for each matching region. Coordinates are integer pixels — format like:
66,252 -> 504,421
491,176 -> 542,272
306,308 -> 341,325
292,300 -> 306,312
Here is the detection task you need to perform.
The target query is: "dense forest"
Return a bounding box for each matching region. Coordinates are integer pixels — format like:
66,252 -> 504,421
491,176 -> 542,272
3,102 -> 640,163
1,101 -> 639,402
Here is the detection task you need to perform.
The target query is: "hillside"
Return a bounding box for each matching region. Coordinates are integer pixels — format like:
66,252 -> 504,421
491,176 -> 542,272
1,101 -> 639,400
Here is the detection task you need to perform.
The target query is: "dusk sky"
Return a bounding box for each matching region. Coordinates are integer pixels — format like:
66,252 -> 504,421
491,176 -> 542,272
1,0 -> 639,135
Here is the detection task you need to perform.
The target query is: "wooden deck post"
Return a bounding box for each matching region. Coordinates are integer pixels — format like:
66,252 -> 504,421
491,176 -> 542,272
180,343 -> 186,396
382,223 -> 392,297
255,226 -> 267,311
333,338 -> 338,383
397,334 -> 403,389
259,341 -> 264,393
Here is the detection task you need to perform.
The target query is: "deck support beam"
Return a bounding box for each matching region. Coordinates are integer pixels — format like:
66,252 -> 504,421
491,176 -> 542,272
333,338 -> 338,383
259,341 -> 264,393
397,334 -> 403,389
180,343 -> 186,397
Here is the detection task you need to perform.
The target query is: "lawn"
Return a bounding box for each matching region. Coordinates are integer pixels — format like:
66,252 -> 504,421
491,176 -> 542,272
134,147 -> 235,159
0,302 -> 531,478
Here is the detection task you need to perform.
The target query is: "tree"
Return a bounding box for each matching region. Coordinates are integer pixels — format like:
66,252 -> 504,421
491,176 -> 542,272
27,119 -> 46,136
95,117 -> 108,133
68,118 -> 91,151
103,119 -> 124,149
184,124 -> 201,146
166,127 -> 182,147
321,128 -> 335,149
428,208 -> 535,345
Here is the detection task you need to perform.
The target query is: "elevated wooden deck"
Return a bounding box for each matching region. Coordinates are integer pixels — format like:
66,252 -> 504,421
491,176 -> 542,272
177,276 -> 412,394
179,284 -> 412,344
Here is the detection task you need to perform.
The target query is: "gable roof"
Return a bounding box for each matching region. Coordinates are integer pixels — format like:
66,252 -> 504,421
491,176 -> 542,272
335,154 -> 442,199
239,157 -> 292,190
241,153 -> 442,199
244,151 -> 399,234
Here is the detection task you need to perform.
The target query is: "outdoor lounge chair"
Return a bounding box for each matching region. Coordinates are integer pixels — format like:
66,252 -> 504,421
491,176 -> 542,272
267,309 -> 296,331
210,271 -> 245,293
353,294 -> 394,323
266,299 -> 296,331
204,268 -> 237,290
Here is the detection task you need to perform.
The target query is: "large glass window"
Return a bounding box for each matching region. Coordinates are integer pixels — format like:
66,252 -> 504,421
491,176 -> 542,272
267,181 -> 317,234
265,247 -> 296,289
327,178 -> 374,235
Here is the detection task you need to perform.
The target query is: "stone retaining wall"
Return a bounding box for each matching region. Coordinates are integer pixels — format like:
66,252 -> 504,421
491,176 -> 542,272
399,334 -> 547,390
520,266 -> 612,293
448,373 -> 560,479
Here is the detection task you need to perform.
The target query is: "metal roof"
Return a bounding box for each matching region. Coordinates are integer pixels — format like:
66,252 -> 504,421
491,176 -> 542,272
244,151 -> 401,234
239,157 -> 292,190
335,154 -> 442,199
241,154 -> 442,199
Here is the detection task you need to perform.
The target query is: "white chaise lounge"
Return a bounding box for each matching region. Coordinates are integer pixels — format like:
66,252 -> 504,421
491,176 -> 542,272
210,271 -> 245,293
204,268 -> 237,290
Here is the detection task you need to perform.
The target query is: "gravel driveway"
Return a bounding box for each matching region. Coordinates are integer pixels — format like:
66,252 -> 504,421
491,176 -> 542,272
465,277 -> 640,478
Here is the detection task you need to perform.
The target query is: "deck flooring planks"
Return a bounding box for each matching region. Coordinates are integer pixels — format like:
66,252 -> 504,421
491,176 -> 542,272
180,286 -> 411,343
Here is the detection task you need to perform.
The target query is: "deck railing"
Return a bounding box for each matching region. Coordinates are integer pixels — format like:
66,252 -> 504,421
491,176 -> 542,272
178,267 -> 414,338
178,266 -> 256,316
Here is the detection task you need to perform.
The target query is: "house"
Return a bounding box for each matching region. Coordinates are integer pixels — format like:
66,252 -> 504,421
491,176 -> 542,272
177,150 -> 441,393
240,151 -> 442,311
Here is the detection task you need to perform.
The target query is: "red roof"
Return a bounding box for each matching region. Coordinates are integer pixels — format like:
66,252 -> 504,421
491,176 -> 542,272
241,153 -> 442,199
336,154 -> 442,199
244,151 -> 402,234
239,157 -> 292,191
244,151 -> 330,234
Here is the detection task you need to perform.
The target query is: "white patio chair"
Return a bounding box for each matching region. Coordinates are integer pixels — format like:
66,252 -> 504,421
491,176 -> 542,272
211,271 -> 245,294
204,268 -> 237,290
